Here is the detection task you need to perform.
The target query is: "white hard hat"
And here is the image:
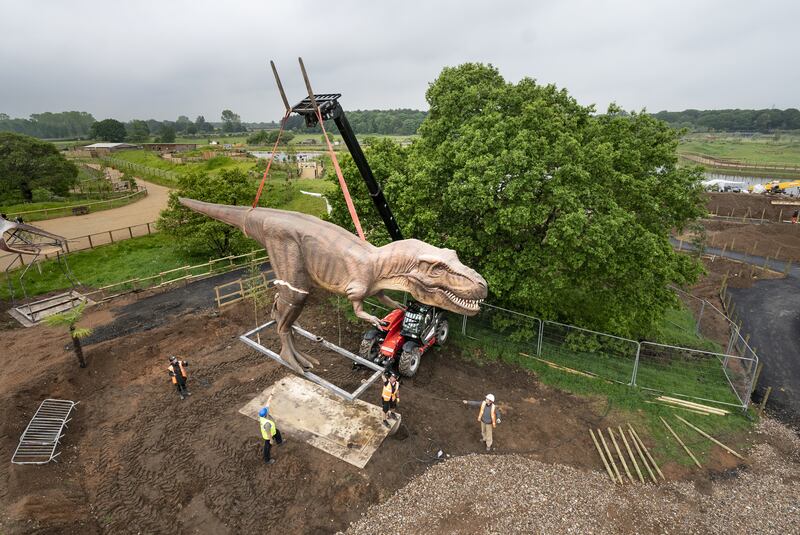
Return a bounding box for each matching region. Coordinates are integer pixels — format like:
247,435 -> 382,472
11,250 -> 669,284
486,394 -> 495,402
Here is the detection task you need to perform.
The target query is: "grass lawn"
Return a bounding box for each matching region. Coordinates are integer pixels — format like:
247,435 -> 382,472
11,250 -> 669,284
678,137 -> 800,167
1,233 -> 205,300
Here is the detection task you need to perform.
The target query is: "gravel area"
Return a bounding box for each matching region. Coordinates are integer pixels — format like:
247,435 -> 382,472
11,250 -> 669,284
346,418 -> 800,535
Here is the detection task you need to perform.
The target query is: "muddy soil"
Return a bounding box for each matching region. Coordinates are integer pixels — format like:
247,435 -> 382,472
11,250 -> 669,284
706,192 -> 799,222
0,284 -> 753,534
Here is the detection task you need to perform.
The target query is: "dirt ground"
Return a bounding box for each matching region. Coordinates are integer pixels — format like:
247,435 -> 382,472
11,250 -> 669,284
706,192 -> 799,222
0,282 -> 759,535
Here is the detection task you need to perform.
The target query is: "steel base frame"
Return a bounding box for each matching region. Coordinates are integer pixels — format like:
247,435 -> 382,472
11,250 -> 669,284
240,320 -> 386,401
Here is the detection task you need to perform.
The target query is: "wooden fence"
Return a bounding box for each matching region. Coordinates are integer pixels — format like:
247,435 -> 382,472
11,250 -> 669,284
681,152 -> 800,173
0,222 -> 158,271
214,271 -> 274,308
83,251 -> 269,303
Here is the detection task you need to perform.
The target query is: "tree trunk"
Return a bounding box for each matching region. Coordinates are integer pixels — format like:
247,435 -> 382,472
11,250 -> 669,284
70,325 -> 87,368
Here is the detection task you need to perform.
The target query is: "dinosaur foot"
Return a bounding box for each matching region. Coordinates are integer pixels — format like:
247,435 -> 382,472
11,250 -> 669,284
279,345 -> 307,375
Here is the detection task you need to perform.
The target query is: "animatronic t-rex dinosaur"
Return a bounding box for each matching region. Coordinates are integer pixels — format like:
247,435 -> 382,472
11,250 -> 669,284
179,198 -> 488,374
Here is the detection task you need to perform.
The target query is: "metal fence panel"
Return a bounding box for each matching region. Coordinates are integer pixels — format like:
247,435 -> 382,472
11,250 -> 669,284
539,320 -> 639,385
636,342 -> 749,408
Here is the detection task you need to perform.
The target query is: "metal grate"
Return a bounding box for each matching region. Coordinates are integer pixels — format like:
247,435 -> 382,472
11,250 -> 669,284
11,399 -> 77,465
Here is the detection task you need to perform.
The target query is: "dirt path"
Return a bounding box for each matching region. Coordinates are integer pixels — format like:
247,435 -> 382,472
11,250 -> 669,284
0,179 -> 171,271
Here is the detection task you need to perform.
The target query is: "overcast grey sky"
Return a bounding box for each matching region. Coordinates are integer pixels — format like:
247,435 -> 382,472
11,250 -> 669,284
1,0 -> 797,122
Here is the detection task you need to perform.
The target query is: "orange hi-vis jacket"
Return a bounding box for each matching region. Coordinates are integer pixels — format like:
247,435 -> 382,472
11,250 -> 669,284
167,361 -> 188,384
478,400 -> 496,425
382,380 -> 399,402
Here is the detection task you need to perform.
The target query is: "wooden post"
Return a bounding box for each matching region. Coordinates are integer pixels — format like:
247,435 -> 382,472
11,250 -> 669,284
730,238 -> 735,251
660,416 -> 702,468
147,222 -> 152,234
778,208 -> 783,223
760,208 -> 765,223
88,234 -> 94,248
678,238 -> 683,251
128,226 -> 134,239
775,246 -> 782,260
675,416 -> 745,460
589,429 -> 616,483
629,429 -> 657,483
759,386 -> 772,416
598,429 -> 623,484
619,426 -> 644,483
609,428 -> 633,483
629,425 -> 665,480
109,230 -> 114,243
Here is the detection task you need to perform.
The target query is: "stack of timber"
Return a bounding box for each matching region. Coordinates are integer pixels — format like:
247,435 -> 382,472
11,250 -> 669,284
655,396 -> 729,416
589,425 -> 664,485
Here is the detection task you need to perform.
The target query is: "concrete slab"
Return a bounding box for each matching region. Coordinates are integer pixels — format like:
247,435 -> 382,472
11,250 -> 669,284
239,375 -> 398,468
8,291 -> 91,327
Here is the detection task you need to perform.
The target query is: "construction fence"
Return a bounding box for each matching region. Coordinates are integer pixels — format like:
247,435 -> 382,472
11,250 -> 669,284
361,294 -> 758,412
101,157 -> 180,182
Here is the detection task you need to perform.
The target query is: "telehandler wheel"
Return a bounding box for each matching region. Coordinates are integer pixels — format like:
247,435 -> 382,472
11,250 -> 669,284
398,342 -> 421,377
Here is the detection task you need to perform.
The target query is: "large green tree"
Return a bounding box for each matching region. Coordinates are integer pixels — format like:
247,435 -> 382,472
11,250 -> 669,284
126,120 -> 150,143
221,109 -> 242,133
327,64 -> 705,338
0,133 -> 79,202
90,118 -> 127,142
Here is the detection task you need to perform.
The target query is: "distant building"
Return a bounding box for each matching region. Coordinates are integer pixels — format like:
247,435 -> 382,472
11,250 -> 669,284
142,143 -> 197,153
80,142 -> 138,156
297,160 -> 323,179
298,138 -> 317,145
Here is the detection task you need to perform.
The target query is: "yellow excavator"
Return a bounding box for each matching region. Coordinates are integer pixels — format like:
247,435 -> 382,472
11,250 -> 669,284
748,180 -> 800,194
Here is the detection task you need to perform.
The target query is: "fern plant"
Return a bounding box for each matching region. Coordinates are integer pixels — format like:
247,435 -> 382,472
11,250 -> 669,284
43,301 -> 92,368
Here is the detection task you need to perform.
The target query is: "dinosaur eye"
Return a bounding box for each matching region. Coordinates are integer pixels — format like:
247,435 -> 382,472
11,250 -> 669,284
431,265 -> 444,276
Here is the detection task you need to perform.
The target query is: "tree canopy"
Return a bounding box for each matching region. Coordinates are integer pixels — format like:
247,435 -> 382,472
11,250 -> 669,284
0,132 -> 79,202
247,130 -> 295,146
327,63 -> 705,338
90,118 -> 127,142
221,109 -> 243,133
126,120 -> 150,143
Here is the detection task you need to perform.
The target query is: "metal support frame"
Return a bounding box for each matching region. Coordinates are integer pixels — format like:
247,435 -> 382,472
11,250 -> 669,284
240,320 -> 387,401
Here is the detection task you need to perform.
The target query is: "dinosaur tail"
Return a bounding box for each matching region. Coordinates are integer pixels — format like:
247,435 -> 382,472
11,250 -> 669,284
178,198 -> 252,231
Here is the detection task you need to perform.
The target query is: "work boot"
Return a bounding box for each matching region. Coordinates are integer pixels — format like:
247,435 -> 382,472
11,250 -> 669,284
383,420 -> 390,428
486,445 -> 491,452
389,412 -> 398,420
180,395 -> 185,400
186,391 -> 192,396
265,459 -> 276,465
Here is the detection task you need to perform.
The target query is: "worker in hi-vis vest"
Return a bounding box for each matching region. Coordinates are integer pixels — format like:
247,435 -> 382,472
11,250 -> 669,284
476,394 -> 497,451
167,356 -> 191,400
381,372 -> 400,428
259,395 -> 283,465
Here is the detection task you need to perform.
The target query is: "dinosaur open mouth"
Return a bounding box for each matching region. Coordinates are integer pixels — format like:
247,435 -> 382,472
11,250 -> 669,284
441,289 -> 483,312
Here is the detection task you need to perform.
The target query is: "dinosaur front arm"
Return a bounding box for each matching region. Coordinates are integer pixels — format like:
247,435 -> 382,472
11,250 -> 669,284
351,299 -> 384,328
375,291 -> 405,311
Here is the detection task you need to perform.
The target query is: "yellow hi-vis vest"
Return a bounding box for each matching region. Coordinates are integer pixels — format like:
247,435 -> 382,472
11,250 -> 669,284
259,416 -> 276,440
382,381 -> 399,402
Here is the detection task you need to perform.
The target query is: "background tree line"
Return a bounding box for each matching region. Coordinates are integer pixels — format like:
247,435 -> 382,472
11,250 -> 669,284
0,111 -> 96,139
652,108 -> 800,132
282,109 -> 427,135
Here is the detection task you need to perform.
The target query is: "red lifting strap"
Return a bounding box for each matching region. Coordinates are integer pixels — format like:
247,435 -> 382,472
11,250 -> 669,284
313,109 -> 366,241
252,110 -> 290,209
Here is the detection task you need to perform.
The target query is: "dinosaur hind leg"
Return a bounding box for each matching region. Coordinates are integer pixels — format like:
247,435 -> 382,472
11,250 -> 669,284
272,287 -> 319,374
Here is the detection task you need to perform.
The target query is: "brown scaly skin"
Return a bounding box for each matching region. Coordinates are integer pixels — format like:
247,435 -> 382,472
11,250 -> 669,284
179,198 -> 488,374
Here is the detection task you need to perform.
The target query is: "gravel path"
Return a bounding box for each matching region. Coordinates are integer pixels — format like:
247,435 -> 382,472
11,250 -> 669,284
347,419 -> 800,535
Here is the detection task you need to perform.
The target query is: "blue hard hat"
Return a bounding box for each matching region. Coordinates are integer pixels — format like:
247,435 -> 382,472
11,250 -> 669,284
259,407 -> 268,418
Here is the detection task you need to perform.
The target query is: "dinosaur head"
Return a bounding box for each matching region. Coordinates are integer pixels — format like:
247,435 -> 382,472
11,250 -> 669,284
381,240 -> 488,316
